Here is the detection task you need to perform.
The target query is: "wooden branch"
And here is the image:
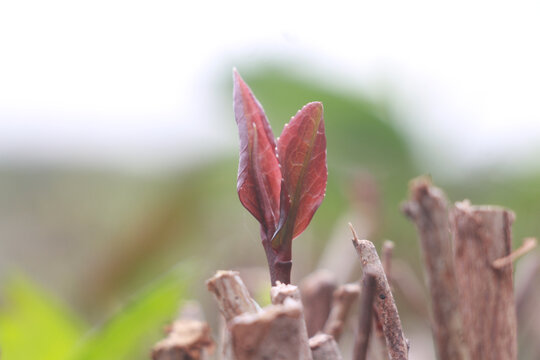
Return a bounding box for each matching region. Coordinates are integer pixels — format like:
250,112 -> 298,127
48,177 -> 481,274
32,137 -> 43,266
299,269 -> 337,336
206,270 -> 259,322
217,315 -> 235,360
402,177 -> 468,360
515,253 -> 540,322
230,298 -> 313,360
152,310 -> 214,360
451,201 -> 517,360
493,237 -> 537,269
270,281 -> 302,304
206,271 -> 260,360
323,282 -> 361,341
309,333 -> 343,360
381,241 -> 394,287
350,228 -> 408,360
270,282 -> 313,359
354,271 -> 376,360
391,259 -> 429,318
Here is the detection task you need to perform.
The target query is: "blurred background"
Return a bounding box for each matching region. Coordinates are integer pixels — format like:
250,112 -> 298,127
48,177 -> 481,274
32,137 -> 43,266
1,1 -> 539,359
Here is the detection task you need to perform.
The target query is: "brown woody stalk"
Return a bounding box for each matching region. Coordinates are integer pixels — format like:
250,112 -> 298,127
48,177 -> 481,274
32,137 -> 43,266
206,270 -> 259,322
270,282 -> 313,360
354,271 -> 376,360
152,302 -> 214,360
374,240 -> 394,360
309,333 -> 343,360
402,177 -> 468,360
451,201 -> 517,360
381,240 -> 394,287
515,252 -> 540,322
206,270 -> 260,360
351,232 -> 408,360
230,298 -> 313,360
299,269 -> 337,336
323,282 -> 361,341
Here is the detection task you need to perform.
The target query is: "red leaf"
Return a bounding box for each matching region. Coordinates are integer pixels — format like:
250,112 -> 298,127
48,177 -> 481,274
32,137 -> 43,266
233,69 -> 281,238
272,102 -> 327,249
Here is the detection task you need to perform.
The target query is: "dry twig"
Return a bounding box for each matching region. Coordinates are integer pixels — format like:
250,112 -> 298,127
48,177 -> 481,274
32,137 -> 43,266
402,177 -> 468,360
493,237 -> 537,269
381,241 -> 394,287
323,282 -> 360,341
206,270 -> 260,360
350,224 -> 408,360
354,271 -> 376,360
451,201 -> 517,360
309,333 -> 343,360
230,298 -> 313,360
270,282 -> 312,359
152,302 -> 214,360
206,270 -> 259,322
299,269 -> 337,336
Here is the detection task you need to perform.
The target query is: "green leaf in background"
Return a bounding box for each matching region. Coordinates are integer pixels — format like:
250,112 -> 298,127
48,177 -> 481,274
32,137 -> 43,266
0,275 -> 85,360
70,264 -> 190,360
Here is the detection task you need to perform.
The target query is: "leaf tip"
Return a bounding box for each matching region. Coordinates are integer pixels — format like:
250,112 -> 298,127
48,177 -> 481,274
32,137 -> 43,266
305,101 -> 323,112
232,68 -> 245,86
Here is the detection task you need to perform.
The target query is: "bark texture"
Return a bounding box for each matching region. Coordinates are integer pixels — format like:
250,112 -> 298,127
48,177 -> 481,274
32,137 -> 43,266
206,270 -> 260,360
270,282 -> 312,360
451,201 -> 517,360
381,241 -> 394,287
354,271 -> 376,360
230,298 -> 313,360
352,237 -> 408,360
206,270 -> 259,322
299,269 -> 337,336
323,282 -> 360,341
309,333 -> 343,360
402,178 -> 468,360
152,319 -> 214,360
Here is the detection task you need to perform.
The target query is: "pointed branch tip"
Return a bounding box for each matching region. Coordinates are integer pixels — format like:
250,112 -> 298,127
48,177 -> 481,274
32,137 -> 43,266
348,222 -> 359,242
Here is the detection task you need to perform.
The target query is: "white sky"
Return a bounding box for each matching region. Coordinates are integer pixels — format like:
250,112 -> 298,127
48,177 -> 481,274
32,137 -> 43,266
1,0 -> 539,176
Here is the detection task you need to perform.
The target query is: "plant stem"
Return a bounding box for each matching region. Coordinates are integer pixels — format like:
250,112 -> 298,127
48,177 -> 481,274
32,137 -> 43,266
270,282 -> 313,360
309,333 -> 343,360
263,241 -> 292,285
451,201 -> 517,360
354,271 -> 376,360
351,233 -> 408,360
402,177 -> 468,360
299,269 -> 337,336
323,283 -> 360,342
230,298 -> 313,360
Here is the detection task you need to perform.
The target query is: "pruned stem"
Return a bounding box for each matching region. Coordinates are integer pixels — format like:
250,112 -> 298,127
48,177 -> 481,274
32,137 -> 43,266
323,283 -> 361,341
299,269 -> 337,336
402,177 -> 468,360
515,253 -> 540,322
381,241 -> 394,287
270,282 -> 313,360
309,333 -> 343,360
350,226 -> 408,360
206,270 -> 260,360
230,298 -> 313,360
354,271 -> 376,360
206,270 -> 259,322
152,302 -> 214,360
451,201 -> 517,360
